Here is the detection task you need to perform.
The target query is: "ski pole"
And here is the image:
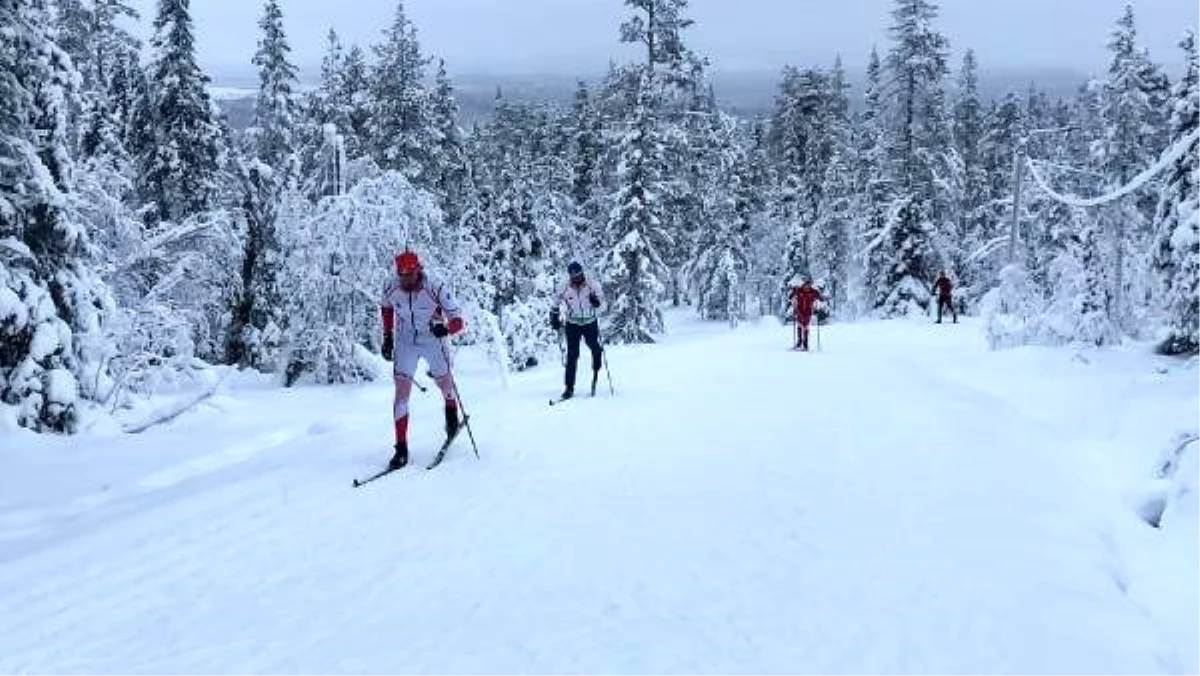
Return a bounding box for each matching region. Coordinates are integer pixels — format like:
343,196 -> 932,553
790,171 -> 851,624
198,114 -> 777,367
438,337 -> 479,459
599,333 -> 615,396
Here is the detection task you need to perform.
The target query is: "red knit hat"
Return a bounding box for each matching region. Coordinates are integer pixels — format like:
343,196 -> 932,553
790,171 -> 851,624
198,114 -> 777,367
395,250 -> 421,275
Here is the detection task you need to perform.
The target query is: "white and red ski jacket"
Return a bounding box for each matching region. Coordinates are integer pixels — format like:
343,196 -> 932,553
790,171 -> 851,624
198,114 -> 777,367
380,273 -> 464,344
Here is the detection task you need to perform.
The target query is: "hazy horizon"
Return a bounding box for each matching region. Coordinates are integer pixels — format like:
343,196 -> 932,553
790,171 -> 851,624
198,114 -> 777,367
127,0 -> 1198,81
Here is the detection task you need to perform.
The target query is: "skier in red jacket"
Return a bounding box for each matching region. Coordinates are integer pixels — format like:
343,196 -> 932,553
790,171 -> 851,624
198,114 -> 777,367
789,277 -> 822,350
932,269 -> 957,324
379,250 -> 466,469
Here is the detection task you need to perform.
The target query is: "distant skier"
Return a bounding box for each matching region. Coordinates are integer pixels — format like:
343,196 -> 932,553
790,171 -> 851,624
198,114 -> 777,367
549,261 -> 604,399
379,250 -> 466,469
789,276 -> 822,350
932,270 -> 957,324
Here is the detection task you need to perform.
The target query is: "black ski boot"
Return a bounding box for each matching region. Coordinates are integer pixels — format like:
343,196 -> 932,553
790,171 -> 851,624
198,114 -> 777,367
388,441 -> 408,470
444,405 -> 460,437
560,387 -> 574,400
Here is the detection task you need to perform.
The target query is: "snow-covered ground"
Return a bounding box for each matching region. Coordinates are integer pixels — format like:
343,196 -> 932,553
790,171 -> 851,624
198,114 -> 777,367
1,310 -> 1196,674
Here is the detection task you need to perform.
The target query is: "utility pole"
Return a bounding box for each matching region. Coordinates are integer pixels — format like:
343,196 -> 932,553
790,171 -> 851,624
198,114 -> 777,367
1007,125 -> 1076,265
1007,139 -> 1024,264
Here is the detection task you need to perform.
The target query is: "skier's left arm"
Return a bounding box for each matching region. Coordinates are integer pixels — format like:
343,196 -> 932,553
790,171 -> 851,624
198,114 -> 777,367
587,280 -> 604,309
437,284 -> 466,336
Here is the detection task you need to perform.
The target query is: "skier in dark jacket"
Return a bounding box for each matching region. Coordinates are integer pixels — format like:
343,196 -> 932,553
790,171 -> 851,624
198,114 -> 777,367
932,270 -> 957,324
549,261 -> 604,399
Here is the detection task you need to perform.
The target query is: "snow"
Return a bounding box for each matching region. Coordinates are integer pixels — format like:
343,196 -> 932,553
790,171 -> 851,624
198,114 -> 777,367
1,310 -> 1196,674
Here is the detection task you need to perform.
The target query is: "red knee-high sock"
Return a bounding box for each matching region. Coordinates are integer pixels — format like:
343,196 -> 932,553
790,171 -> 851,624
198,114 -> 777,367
394,415 -> 409,444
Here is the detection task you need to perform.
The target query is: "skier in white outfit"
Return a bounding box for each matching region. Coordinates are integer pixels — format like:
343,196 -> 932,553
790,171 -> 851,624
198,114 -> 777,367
379,250 -> 465,469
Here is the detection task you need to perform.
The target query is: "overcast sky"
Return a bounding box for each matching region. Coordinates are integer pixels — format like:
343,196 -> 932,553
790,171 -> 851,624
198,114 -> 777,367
126,0 -> 1198,77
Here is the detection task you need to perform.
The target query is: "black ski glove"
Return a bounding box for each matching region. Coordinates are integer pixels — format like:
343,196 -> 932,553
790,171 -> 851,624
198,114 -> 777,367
430,322 -> 449,339
549,308 -> 562,331
588,293 -> 600,308
381,333 -> 393,361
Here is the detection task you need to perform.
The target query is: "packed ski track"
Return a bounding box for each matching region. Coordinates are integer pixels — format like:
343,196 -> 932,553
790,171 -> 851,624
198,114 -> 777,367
1,311 -> 1195,674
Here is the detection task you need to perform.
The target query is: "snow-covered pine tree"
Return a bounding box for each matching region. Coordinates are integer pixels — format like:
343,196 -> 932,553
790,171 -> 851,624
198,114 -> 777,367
767,66 -> 832,300
618,0 -> 709,307
1094,4 -> 1171,332
744,120 -> 786,318
297,32 -> 356,199
949,49 -> 997,304
369,0 -> 435,185
620,0 -> 705,92
1,0 -> 115,432
979,91 -> 1026,292
133,0 -> 224,225
602,76 -> 669,344
1072,218 -> 1120,346
873,0 -> 951,317
248,0 -> 298,179
690,114 -> 753,324
1150,31 -> 1198,355
427,58 -> 473,236
812,56 -> 856,314
466,95 -> 572,370
1016,88 -> 1078,291
856,47 -> 894,317
305,32 -> 372,167
224,0 -> 299,370
570,82 -> 603,214
66,0 -> 140,181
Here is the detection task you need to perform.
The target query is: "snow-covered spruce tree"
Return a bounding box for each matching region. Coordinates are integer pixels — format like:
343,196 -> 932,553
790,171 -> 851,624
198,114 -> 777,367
872,0 -> 951,317
856,47 -> 894,318
55,0 -> 141,148
427,58 -> 474,240
297,32 -> 349,199
132,0 -> 223,225
949,50 -> 997,303
225,0 -> 299,371
602,77 -> 669,344
467,96 -> 571,371
248,0 -> 298,179
569,82 -> 604,216
369,0 -> 435,185
301,31 -> 372,179
1017,89 -> 1082,294
1,0 -> 115,432
1073,217 -> 1121,346
986,92 -> 1024,197
1094,4 -> 1171,332
1150,31 -> 1198,355
618,0 -> 710,307
690,115 -> 753,324
768,66 -> 832,298
812,56 -> 856,314
744,120 -> 786,318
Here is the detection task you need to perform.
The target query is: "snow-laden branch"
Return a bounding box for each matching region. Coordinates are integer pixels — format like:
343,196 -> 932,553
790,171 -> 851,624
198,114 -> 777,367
1024,129 -> 1199,208
966,235 -> 1010,264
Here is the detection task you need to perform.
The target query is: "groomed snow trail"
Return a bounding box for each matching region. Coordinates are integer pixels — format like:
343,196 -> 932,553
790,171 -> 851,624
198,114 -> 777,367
0,315 -> 1182,674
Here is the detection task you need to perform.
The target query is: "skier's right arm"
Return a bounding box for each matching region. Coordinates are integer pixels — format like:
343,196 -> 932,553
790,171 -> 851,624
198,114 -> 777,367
550,285 -> 567,330
380,281 -> 395,359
